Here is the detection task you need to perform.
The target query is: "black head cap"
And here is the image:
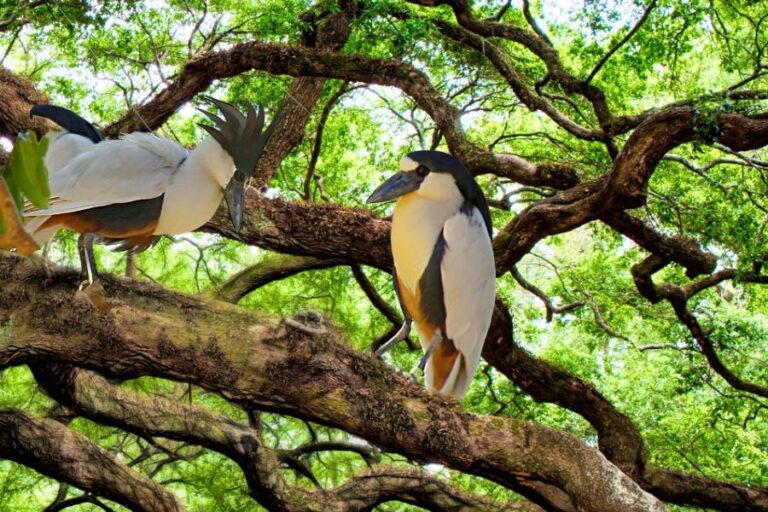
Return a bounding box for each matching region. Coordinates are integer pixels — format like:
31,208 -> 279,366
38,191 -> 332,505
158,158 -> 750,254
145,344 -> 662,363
405,150 -> 492,236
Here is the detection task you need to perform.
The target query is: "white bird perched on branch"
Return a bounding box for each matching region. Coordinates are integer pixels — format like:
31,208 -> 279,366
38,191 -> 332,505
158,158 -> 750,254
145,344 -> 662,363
367,151 -> 496,399
30,104 -> 104,277
24,97 -> 279,281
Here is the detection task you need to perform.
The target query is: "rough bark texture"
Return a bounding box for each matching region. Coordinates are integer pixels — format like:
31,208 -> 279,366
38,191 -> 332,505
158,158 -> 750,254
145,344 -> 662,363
0,254 -> 664,512
0,409 -> 183,512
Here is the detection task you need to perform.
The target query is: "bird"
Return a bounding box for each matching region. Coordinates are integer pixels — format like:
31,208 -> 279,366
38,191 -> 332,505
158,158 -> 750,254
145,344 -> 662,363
367,150 -> 496,399
24,96 -> 278,282
30,104 -> 104,280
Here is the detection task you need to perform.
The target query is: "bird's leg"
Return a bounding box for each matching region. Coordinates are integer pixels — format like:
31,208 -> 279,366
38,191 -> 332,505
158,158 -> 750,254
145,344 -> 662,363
374,318 -> 412,357
77,233 -> 99,289
416,330 -> 443,373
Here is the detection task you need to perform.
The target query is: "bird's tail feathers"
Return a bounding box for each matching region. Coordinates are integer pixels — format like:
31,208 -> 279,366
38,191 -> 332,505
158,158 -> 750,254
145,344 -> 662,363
30,104 -> 102,143
426,352 -> 471,399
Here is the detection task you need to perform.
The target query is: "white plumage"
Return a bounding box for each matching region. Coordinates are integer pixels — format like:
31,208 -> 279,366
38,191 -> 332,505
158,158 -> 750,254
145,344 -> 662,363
44,131 -> 97,174
25,133 -> 235,243
433,206 -> 495,397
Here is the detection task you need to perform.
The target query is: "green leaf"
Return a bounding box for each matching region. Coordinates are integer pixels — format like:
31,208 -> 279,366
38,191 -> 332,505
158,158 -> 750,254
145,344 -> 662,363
5,130 -> 50,210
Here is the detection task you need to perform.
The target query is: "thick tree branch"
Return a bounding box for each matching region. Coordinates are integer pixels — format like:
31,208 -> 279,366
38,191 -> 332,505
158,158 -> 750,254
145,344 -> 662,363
494,107 -> 768,271
102,40 -> 577,188
203,192 -> 768,510
333,467 -> 539,511
205,193 -> 392,270
30,359 -> 512,511
482,299 -> 647,479
0,254 -> 665,512
0,408 -> 182,512
0,65 -> 50,138
643,466 -> 768,511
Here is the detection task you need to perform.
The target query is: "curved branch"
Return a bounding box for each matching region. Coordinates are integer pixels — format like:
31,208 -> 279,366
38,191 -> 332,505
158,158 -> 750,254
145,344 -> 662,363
350,264 -> 401,326
0,409 -> 182,512
585,0 -> 658,84
494,107 -> 768,271
432,19 -> 606,142
0,254 -> 664,512
510,266 -> 583,322
482,298 -> 647,479
102,41 -> 577,188
630,255 -> 768,398
334,467 -> 539,511
215,253 -> 343,304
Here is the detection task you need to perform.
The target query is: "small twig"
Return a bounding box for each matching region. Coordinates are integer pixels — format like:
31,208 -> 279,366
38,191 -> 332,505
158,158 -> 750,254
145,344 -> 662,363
586,0 -> 657,84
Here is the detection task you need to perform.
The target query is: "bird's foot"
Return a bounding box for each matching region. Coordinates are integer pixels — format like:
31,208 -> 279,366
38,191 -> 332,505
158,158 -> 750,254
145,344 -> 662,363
414,330 -> 443,373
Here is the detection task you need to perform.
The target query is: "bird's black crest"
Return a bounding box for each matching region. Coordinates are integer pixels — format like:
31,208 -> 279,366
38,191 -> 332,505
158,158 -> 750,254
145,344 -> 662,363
197,96 -> 281,179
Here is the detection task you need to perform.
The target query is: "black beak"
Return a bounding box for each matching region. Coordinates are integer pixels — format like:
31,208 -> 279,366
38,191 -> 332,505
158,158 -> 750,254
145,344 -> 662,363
224,172 -> 245,232
366,171 -> 421,204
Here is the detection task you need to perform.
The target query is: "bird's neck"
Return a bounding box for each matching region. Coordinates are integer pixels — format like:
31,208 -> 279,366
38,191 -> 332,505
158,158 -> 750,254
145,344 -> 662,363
188,136 -> 236,188
391,193 -> 460,294
152,137 -> 234,236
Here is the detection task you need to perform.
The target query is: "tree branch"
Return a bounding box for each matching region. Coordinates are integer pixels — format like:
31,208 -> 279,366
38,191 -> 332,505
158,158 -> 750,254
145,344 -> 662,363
585,0 -> 657,84
0,408 -> 182,512
0,254 -> 665,512
101,40 -> 578,188
215,253 -> 343,304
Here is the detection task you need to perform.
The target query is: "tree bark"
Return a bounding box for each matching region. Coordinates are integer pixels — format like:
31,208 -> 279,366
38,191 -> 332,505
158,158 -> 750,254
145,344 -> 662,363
0,254 -> 665,512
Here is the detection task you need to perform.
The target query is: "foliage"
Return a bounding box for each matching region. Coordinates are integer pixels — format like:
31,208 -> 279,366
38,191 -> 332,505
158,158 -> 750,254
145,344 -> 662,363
0,0 -> 767,510
0,130 -> 49,235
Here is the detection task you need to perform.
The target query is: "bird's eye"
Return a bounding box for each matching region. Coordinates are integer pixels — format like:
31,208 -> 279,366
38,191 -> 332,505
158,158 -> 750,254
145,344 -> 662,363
416,165 -> 429,178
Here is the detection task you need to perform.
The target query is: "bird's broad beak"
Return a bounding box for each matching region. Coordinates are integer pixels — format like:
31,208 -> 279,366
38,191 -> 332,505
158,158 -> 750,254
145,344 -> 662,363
366,171 -> 421,204
224,174 -> 245,232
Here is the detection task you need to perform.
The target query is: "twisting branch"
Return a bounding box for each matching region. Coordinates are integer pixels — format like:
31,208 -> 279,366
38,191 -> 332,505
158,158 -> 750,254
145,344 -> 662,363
101,39 -> 578,188
431,19 -> 606,142
630,255 -> 768,398
0,408 -> 183,512
303,82 -> 357,201
351,264 -> 401,326
0,255 -> 665,512
510,266 -> 584,322
31,364 -> 505,511
215,253 -> 344,304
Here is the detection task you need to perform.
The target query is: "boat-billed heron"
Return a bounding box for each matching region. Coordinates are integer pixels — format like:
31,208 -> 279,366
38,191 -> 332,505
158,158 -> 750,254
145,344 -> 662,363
367,151 -> 496,399
30,104 -> 104,280
24,97 -> 278,280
